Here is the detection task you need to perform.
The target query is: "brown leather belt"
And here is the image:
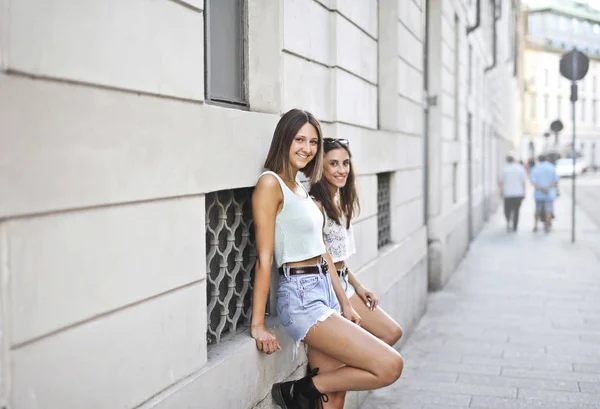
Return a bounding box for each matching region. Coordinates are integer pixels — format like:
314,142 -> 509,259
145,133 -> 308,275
337,266 -> 349,277
279,265 -> 322,276
280,259 -> 332,276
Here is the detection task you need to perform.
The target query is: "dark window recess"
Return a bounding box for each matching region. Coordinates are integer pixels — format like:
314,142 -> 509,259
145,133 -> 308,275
377,173 -> 391,249
205,0 -> 247,107
205,187 -> 256,345
453,163 -> 458,204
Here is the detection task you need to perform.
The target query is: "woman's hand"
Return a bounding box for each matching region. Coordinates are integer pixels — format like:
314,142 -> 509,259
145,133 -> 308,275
251,325 -> 281,355
341,304 -> 362,326
355,285 -> 379,311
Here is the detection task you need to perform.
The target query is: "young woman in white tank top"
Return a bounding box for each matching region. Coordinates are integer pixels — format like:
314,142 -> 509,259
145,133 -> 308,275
308,138 -> 404,408
251,109 -> 403,409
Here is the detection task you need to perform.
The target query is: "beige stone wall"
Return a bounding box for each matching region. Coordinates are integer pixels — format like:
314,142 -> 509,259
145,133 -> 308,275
426,0 -> 520,289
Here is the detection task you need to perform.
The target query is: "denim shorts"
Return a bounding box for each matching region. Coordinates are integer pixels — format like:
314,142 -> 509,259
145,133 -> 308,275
536,199 -> 554,213
277,264 -> 340,345
338,268 -> 356,299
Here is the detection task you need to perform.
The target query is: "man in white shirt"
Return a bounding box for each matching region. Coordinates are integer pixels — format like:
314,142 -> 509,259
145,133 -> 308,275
498,154 -> 527,232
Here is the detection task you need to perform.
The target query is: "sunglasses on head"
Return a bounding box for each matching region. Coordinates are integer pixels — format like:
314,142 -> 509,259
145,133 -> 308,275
324,138 -> 349,146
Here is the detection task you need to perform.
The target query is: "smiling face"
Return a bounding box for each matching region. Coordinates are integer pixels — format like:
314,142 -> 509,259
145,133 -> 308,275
288,122 -> 319,173
323,147 -> 351,191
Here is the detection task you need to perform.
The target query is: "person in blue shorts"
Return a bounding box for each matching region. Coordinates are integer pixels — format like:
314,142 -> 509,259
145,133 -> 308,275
530,154 -> 559,233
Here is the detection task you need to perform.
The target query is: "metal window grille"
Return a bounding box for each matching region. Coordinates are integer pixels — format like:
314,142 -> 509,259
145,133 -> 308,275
205,188 -> 256,345
377,173 -> 391,249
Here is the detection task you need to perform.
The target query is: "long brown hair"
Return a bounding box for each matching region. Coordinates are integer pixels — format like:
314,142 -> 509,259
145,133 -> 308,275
309,140 -> 360,229
263,109 -> 324,184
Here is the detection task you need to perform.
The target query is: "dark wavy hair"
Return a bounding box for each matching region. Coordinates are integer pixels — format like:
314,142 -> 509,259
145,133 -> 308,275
309,140 -> 360,229
263,109 -> 324,184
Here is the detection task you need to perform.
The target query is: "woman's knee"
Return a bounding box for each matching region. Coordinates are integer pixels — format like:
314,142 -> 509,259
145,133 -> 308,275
378,353 -> 404,386
382,324 -> 403,346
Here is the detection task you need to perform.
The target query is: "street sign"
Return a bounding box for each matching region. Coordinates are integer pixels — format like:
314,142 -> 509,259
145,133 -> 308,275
559,50 -> 589,81
559,49 -> 590,243
550,119 -> 563,145
550,120 -> 563,133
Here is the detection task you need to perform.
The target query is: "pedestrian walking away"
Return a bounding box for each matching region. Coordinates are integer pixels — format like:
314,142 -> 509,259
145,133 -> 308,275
530,154 -> 559,233
308,138 -> 404,408
250,109 -> 403,409
498,153 -> 527,232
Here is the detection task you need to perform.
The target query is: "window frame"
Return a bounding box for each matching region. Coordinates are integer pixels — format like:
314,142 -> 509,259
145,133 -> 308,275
204,0 -> 249,109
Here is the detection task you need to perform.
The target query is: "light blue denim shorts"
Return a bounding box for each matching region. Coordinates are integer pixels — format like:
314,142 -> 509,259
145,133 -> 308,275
277,263 -> 340,345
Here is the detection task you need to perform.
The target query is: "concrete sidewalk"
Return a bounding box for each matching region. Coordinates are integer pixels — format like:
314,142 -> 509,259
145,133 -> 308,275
361,191 -> 600,409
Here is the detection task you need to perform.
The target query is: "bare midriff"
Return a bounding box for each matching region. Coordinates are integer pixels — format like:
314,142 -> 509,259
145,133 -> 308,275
284,257 -> 345,270
286,255 -> 323,268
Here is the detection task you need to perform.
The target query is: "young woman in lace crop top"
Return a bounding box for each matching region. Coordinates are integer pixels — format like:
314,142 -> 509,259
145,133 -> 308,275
308,138 -> 404,409
251,110 -> 403,409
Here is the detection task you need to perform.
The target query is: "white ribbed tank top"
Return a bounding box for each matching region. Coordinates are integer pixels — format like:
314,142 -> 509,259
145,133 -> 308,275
259,171 -> 326,268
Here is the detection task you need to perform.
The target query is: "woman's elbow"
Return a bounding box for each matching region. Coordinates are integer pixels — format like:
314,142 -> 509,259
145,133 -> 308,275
255,257 -> 273,276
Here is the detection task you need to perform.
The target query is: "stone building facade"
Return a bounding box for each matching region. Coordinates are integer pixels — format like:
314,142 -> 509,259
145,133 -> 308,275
522,0 -> 600,168
0,1 -> 519,408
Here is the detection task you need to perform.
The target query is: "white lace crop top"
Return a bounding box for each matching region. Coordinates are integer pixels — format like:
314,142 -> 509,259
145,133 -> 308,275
259,171 -> 326,268
323,213 -> 356,263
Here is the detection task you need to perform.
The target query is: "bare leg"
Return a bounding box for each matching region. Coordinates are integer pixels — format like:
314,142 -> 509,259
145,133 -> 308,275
303,314 -> 403,393
307,348 -> 346,409
350,293 -> 403,346
307,295 -> 403,408
545,208 -> 552,232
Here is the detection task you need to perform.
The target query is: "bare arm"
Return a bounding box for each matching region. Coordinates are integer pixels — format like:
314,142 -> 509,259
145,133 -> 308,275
529,173 -> 549,193
347,270 -> 379,310
250,175 -> 282,354
324,250 -> 357,320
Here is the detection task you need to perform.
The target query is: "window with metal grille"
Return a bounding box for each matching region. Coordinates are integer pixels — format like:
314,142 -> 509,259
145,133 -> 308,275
205,187 -> 256,345
377,173 -> 391,249
204,0 -> 248,107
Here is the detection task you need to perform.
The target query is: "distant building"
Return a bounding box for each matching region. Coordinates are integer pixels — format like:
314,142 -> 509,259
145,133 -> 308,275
522,0 -> 600,169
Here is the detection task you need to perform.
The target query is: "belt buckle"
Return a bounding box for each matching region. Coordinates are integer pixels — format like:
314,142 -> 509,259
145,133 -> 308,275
341,266 -> 349,277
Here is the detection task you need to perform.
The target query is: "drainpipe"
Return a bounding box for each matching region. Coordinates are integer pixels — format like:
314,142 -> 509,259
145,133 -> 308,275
485,1 -> 502,73
423,0 -> 430,227
467,0 -> 481,35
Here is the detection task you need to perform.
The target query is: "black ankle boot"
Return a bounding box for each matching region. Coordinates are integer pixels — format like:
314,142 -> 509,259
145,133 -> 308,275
272,368 -> 329,409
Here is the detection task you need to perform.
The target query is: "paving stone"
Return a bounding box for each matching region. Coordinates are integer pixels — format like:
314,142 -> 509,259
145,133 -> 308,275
418,362 -> 501,376
575,364 -> 600,374
400,379 -> 516,398
422,405 -> 471,409
518,388 -> 600,404
579,382 -> 600,393
361,388 -> 471,408
458,373 -> 579,392
461,355 -> 574,371
502,367 -> 600,383
401,368 -> 458,383
470,396 -> 600,409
